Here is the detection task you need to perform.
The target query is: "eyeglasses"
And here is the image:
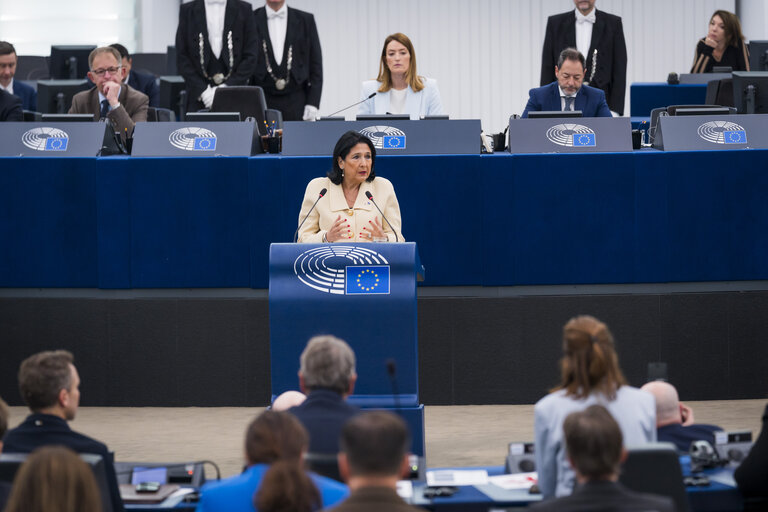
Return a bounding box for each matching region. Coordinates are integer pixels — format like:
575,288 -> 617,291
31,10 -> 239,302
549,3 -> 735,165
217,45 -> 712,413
91,66 -> 122,76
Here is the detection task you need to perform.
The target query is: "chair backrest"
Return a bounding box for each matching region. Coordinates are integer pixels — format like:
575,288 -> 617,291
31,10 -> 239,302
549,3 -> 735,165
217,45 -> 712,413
705,79 -> 721,105
0,452 -> 113,512
210,86 -> 268,135
619,442 -> 690,512
16,55 -> 50,80
305,452 -> 343,483
129,53 -> 167,77
146,107 -> 175,122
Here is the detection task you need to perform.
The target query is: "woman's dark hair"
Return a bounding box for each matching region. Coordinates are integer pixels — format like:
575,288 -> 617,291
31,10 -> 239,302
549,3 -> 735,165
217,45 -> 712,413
247,410 -> 321,512
327,131 -> 376,185
553,315 -> 627,400
712,10 -> 746,48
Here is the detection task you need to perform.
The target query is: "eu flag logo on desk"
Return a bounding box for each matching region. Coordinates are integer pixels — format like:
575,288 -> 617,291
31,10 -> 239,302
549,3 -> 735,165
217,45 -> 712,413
383,136 -> 406,149
572,133 -> 596,147
723,130 -> 747,144
45,137 -> 68,151
193,137 -> 217,151
345,265 -> 390,295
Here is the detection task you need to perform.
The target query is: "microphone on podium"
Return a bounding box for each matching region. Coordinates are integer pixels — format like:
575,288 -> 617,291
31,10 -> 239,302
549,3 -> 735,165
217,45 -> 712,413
325,92 -> 377,118
365,191 -> 399,241
294,188 -> 327,243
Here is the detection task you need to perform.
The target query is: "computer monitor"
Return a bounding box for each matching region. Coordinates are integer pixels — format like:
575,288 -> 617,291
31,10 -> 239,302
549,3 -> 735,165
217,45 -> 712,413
356,114 -> 410,121
49,45 -> 95,80
41,113 -> 96,122
527,110 -> 583,119
748,41 -> 768,71
184,112 -> 241,122
159,75 -> 186,119
37,79 -> 88,113
732,71 -> 768,114
672,107 -> 732,116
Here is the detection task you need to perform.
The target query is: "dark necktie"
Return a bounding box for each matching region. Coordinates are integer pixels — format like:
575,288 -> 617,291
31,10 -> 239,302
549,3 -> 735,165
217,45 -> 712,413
564,97 -> 575,112
100,99 -> 110,119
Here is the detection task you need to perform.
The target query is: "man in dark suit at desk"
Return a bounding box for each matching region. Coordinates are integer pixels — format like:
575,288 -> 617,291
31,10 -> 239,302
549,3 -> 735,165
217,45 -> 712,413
0,88 -> 22,121
1,350 -> 124,512
176,0 -> 259,111
288,335 -> 359,454
540,0 -> 627,115
325,411 -> 421,512
529,405 -> 674,512
0,41 -> 36,111
109,43 -> 159,107
253,0 -> 323,121
523,48 -> 611,118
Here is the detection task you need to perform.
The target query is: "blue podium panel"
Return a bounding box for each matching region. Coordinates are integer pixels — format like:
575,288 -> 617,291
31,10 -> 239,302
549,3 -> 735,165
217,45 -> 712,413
508,117 -> 632,153
654,114 -> 768,151
629,83 -> 708,118
132,122 -> 256,157
281,120 -> 481,156
0,157 -> 99,287
0,122 -> 114,157
269,242 -> 421,403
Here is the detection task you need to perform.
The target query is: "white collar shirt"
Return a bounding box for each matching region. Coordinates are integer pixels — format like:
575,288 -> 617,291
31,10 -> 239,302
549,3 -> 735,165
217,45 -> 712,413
558,85 -> 577,111
205,0 -> 227,59
574,8 -> 596,60
0,78 -> 13,94
266,3 -> 288,65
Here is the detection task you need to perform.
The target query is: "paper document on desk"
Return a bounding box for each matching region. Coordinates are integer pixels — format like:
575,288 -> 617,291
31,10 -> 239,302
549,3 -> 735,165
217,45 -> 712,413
488,472 -> 538,490
426,469 -> 489,486
396,480 -> 413,499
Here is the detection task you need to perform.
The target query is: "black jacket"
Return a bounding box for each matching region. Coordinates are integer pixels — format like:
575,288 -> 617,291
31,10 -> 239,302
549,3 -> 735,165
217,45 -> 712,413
0,88 -> 23,121
528,481 -> 674,512
288,389 -> 359,454
176,0 -> 259,110
540,9 -> 627,115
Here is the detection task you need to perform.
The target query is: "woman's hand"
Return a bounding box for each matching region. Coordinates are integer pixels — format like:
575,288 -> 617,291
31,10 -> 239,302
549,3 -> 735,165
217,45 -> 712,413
326,215 -> 349,242
704,36 -> 718,48
361,216 -> 387,241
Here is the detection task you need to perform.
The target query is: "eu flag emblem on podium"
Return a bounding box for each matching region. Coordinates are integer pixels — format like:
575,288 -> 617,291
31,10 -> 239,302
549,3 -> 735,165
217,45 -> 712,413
572,133 -> 596,147
383,136 -> 406,149
346,265 -> 390,294
723,130 -> 747,144
193,137 -> 217,150
45,137 -> 68,151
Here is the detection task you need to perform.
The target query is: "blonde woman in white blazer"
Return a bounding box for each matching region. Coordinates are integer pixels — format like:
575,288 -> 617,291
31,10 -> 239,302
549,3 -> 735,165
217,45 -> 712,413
357,32 -> 445,120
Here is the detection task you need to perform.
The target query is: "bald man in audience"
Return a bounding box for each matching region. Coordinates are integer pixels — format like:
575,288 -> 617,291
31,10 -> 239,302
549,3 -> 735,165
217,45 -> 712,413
641,381 -> 722,452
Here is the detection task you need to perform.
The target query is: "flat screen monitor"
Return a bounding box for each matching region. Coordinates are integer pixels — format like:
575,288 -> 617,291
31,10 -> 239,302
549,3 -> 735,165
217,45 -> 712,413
185,112 -> 241,122
527,110 -> 583,119
159,75 -> 186,119
672,107 -> 732,116
49,45 -> 95,80
37,79 -> 88,114
732,71 -> 768,114
420,115 -> 449,120
356,114 -> 410,121
748,41 -> 768,71
318,116 -> 345,121
41,113 -> 96,122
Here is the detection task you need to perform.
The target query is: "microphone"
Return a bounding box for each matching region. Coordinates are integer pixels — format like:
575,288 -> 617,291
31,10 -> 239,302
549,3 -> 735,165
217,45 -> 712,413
326,92 -> 376,118
294,188 -> 327,243
365,191 -> 398,241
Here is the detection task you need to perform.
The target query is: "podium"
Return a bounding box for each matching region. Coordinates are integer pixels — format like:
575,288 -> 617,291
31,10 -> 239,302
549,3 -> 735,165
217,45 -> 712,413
269,242 -> 425,454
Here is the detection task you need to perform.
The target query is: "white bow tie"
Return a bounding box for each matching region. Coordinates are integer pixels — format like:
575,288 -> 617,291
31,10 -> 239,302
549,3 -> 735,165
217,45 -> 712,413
576,11 -> 596,24
267,9 -> 286,20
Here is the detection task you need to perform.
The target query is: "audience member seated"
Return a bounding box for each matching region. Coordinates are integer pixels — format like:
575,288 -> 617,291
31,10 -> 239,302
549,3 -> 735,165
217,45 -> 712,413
1,350 -> 124,512
734,403 -> 768,507
0,88 -> 22,121
358,32 -> 444,119
4,445 -> 103,512
69,46 -> 149,142
0,396 -> 10,510
0,41 -> 37,110
534,315 -> 656,498
641,380 -> 722,452
323,411 -> 423,512
271,390 -> 306,411
690,10 -> 749,73
523,47 -> 611,118
110,43 -> 160,107
288,335 -> 360,454
529,405 -> 674,512
196,410 -> 348,512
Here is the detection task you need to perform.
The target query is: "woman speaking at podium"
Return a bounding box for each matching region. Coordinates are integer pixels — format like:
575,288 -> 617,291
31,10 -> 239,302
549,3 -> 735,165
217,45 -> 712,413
296,131 -> 403,243
690,10 -> 749,73
357,33 -> 444,119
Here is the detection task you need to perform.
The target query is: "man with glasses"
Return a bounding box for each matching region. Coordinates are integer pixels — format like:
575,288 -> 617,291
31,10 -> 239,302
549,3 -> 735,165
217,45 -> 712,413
69,46 -> 148,141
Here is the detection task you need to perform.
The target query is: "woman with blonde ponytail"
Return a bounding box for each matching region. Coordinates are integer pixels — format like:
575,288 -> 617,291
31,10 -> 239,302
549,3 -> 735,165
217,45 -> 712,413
533,315 -> 656,499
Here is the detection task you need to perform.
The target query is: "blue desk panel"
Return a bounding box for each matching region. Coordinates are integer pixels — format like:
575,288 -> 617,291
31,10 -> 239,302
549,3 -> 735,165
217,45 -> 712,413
630,82 -> 708,118
1,150 -> 767,288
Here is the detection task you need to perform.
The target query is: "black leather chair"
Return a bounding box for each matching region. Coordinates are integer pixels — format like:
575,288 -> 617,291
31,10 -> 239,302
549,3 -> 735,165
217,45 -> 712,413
619,443 -> 690,512
210,86 -> 269,135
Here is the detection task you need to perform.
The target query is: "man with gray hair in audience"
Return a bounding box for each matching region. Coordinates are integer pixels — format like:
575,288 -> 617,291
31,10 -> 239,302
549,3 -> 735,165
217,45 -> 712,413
289,335 -> 359,454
